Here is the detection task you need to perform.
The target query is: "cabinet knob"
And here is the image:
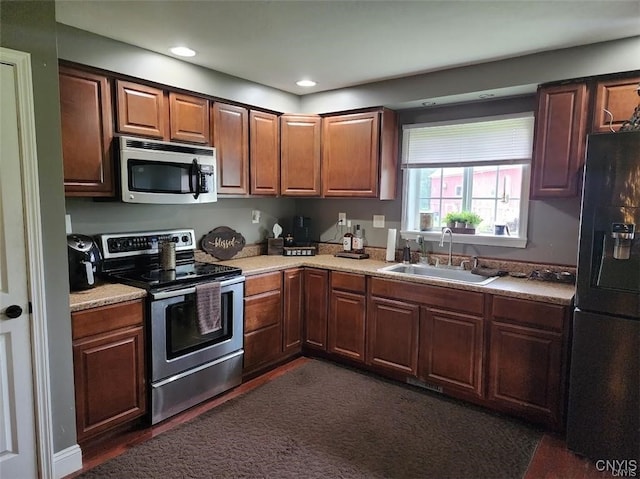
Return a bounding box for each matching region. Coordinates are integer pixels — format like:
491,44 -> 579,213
4,305 -> 23,319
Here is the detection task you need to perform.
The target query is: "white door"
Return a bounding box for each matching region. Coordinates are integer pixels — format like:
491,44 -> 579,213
0,61 -> 38,479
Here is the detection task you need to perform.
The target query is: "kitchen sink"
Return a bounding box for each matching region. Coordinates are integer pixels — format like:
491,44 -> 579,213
378,263 -> 500,285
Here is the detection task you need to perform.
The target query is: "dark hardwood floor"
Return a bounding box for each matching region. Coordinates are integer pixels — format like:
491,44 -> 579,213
66,357 -> 613,479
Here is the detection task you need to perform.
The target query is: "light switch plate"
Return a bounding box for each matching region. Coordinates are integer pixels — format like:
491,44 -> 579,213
373,215 -> 385,228
65,214 -> 72,234
252,210 -> 261,224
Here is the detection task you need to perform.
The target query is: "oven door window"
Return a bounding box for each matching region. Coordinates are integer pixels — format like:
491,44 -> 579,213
165,292 -> 232,359
128,159 -> 193,194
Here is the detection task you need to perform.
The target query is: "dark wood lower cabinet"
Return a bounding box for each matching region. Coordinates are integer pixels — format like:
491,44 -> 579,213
282,268 -> 304,354
418,307 -> 483,398
488,321 -> 564,428
366,296 -> 419,375
243,272 -> 283,375
328,290 -> 366,362
72,300 -> 146,444
303,269 -> 329,351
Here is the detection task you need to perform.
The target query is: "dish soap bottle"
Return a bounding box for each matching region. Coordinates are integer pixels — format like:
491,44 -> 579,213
342,221 -> 353,252
352,224 -> 365,254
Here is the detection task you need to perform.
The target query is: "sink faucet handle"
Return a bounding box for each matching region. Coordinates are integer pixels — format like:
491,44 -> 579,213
472,256 -> 479,268
434,257 -> 440,268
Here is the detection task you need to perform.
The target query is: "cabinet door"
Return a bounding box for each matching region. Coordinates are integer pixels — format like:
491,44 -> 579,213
169,92 -> 210,144
250,110 -> 280,196
73,326 -> 146,443
366,296 -> 419,376
280,114 -> 321,196
59,66 -> 114,196
419,307 -> 483,397
116,80 -> 168,139
282,268 -> 303,354
322,111 -> 380,197
488,321 -> 563,429
244,291 -> 282,373
212,102 -> 249,195
303,268 -> 329,351
531,82 -> 589,198
592,76 -> 640,133
328,290 -> 366,362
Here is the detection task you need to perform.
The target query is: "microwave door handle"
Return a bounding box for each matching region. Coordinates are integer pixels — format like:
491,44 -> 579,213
190,159 -> 201,199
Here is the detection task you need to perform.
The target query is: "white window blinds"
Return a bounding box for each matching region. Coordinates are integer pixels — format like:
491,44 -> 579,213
402,113 -> 535,168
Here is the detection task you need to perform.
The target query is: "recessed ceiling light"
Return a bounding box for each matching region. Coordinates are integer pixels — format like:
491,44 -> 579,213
421,101 -> 436,107
296,79 -> 317,87
479,93 -> 495,99
170,46 -> 196,57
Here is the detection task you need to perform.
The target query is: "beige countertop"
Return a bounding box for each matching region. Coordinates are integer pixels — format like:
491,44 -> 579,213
69,282 -> 147,312
201,253 -> 576,306
70,254 -> 575,311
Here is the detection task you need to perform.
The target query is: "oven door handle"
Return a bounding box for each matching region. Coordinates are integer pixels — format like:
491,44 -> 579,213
150,275 -> 245,300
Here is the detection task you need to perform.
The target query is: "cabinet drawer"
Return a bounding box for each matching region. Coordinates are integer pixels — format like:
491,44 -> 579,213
245,271 -> 282,296
244,290 -> 282,333
492,296 -> 566,332
370,277 -> 484,316
331,271 -> 366,293
72,300 -> 144,340
244,324 -> 282,370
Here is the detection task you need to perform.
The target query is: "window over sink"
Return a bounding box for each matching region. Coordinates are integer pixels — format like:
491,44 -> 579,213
401,112 -> 534,248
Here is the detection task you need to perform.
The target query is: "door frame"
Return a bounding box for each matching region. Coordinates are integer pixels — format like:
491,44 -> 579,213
1,47 -> 55,478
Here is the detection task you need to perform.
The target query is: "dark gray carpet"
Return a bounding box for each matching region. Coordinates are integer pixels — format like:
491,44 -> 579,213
80,359 -> 542,478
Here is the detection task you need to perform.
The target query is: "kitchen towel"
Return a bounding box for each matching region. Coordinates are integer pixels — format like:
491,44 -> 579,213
196,282 -> 221,335
386,228 -> 397,262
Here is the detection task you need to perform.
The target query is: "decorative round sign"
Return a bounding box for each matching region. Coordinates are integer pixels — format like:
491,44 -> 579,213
201,226 -> 246,260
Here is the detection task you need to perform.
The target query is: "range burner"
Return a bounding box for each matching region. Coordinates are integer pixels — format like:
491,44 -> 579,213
95,229 -> 242,291
108,262 -> 242,291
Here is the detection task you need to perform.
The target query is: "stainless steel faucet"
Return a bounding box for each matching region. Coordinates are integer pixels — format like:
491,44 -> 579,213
439,227 -> 453,267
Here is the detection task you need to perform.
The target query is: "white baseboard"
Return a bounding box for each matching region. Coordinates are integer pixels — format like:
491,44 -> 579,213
53,444 -> 82,479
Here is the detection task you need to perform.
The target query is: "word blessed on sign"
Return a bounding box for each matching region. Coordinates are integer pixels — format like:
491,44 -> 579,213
201,226 -> 246,260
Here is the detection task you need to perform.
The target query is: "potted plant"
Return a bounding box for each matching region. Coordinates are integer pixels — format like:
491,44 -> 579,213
461,211 -> 483,229
444,212 -> 465,228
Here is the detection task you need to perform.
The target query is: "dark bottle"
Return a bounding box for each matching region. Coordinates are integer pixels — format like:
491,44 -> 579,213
352,224 -> 365,254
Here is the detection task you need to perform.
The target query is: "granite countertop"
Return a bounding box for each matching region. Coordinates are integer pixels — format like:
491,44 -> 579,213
70,254 -> 575,311
200,253 -> 576,306
69,282 -> 147,312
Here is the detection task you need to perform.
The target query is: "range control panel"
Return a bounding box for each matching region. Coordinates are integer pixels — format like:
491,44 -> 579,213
97,229 -> 195,259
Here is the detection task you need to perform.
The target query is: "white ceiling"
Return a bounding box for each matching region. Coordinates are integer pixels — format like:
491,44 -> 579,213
55,0 -> 640,96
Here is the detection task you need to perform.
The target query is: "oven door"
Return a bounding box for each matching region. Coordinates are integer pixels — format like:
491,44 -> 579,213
149,276 -> 244,382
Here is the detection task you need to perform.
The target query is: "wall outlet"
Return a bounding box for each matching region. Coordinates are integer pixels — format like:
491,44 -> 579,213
338,212 -> 347,225
252,210 -> 261,224
373,215 -> 385,228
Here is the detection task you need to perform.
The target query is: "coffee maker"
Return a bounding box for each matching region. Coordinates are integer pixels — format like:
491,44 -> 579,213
292,215 -> 312,246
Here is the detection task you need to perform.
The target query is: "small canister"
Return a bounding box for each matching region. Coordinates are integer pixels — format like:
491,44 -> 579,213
160,240 -> 176,270
420,212 -> 434,231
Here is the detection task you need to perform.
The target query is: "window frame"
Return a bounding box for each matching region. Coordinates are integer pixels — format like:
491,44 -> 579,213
400,112 -> 533,248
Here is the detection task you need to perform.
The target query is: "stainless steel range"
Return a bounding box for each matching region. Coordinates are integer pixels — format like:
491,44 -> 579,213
96,229 -> 244,424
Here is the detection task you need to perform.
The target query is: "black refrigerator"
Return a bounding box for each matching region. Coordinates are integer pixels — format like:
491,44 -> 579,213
566,131 -> 640,463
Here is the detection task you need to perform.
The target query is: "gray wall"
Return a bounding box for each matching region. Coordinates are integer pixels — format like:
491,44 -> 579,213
66,198 -> 296,244
1,1 -> 77,452
301,36 -> 640,112
302,96 -> 583,266
56,24 -> 300,113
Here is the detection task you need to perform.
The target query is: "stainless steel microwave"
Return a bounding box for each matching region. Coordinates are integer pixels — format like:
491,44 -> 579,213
119,136 -> 217,204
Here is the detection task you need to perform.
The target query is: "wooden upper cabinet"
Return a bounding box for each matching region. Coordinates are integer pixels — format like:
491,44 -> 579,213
592,76 -> 640,133
59,65 -> 114,197
250,110 -> 280,196
169,92 -> 210,144
531,82 -> 589,199
212,102 -> 249,195
116,80 -> 168,139
280,114 -> 322,196
322,108 -> 398,199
